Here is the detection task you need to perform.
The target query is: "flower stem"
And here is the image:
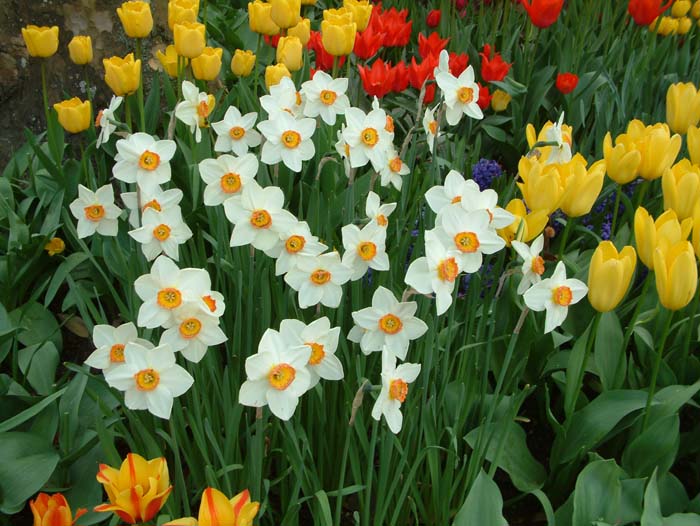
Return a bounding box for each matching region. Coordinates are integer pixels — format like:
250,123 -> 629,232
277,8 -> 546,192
135,38 -> 146,132
40,59 -> 50,126
558,215 -> 575,258
333,425 -> 352,526
362,419 -> 379,526
622,272 -> 653,351
641,310 -> 674,431
610,184 -> 622,235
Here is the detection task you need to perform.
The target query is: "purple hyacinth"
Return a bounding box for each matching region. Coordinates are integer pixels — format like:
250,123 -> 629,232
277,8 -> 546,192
472,158 -> 503,191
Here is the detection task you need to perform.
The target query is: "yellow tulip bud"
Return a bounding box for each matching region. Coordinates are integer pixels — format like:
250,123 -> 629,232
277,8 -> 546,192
270,0 -> 301,29
490,89 -> 511,112
666,82 -> 700,135
191,47 -> 222,81
321,19 -> 357,57
157,45 -> 187,77
559,159 -> 606,217
103,53 -> 141,96
265,63 -> 291,90
672,0 -> 691,17
634,207 -> 692,269
276,36 -> 303,72
117,1 -> 153,38
651,15 -> 679,35
323,8 -> 355,24
688,125 -> 700,166
637,124 -> 682,181
653,241 -> 698,310
174,21 -> 206,59
603,131 -> 641,185
692,0 -> 700,18
301,0 -> 316,4
68,35 -> 93,65
231,49 -> 256,77
248,1 -> 281,36
692,204 -> 700,258
497,199 -> 549,245
516,156 -> 564,215
587,242 -> 637,312
168,0 -> 199,31
343,0 -> 373,31
53,97 -> 92,134
44,237 -> 65,256
662,159 -> 700,220
288,18 -> 311,46
21,25 -> 59,58
677,16 -> 693,33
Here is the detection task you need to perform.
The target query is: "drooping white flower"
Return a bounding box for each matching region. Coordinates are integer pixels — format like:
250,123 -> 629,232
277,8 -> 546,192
378,147 -> 409,191
260,77 -> 304,119
423,105 -> 441,154
238,328 -> 311,420
84,322 -> 152,373
523,261 -> 588,333
223,181 -> 297,251
371,352 -> 421,434
457,180 -> 515,229
211,106 -> 261,156
257,112 -> 316,172
334,127 -> 352,177
174,80 -> 216,143
284,252 -> 352,309
69,184 -> 121,239
113,133 -> 177,193
342,107 -> 392,171
341,222 -> 390,281
96,95 -> 123,148
351,286 -> 428,360
301,71 -> 350,125
278,317 -> 343,389
543,112 -> 572,165
425,169 -> 472,215
365,191 -> 397,229
122,187 -> 184,228
159,304 -> 227,363
435,65 -> 483,126
511,234 -> 545,295
433,49 -> 450,78
104,342 -> 194,419
198,153 -> 258,206
128,206 -> 193,261
264,221 -> 328,276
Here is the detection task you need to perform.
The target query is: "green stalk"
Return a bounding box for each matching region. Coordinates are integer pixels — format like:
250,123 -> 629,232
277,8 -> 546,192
558,216 -> 575,259
362,420 -> 379,526
610,184 -> 622,235
40,59 -> 50,126
641,310 -> 674,431
135,38 -> 146,132
622,272 -> 653,350
333,426 -> 352,526
679,287 -> 700,383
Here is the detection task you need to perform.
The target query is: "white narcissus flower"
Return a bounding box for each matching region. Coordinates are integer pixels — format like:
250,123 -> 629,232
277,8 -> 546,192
378,147 -> 409,191
69,184 -> 121,239
159,304 -> 227,363
84,322 -> 153,373
370,97 -> 396,143
279,317 -> 344,389
342,107 -> 392,171
284,252 -> 352,309
423,105 -> 441,154
543,112 -> 572,165
238,328 -> 312,420
301,71 -> 350,125
96,95 -> 123,148
260,77 -> 304,119
128,206 -> 193,261
104,342 -> 194,419
351,286 -> 428,360
425,169 -> 472,215
458,180 -> 515,229
433,49 -> 450,78
366,191 -> 397,229
211,106 -> 261,156
122,187 -> 184,228
198,153 -> 259,207
264,221 -> 328,276
341,222 -> 390,281
523,261 -> 588,334
371,352 -> 421,434
405,230 -> 463,316
435,207 -> 506,273
174,80 -> 216,143
223,181 -> 297,251
257,112 -> 316,172
113,133 -> 177,193
435,65 -> 483,126
511,234 -> 545,294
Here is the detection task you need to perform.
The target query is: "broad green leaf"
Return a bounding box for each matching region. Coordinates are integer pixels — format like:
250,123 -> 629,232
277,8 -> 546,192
18,342 -> 59,395
564,322 -> 593,418
595,311 -> 626,390
572,459 -> 628,526
622,414 -> 679,478
642,469 -> 663,526
0,386 -> 67,433
453,470 -> 508,526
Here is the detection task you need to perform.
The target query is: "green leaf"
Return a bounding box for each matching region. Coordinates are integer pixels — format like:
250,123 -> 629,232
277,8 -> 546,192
0,386 -> 67,433
44,253 -> 89,307
642,469 -> 663,526
11,301 -> 62,350
572,459 -> 628,526
622,414 -> 679,478
481,124 -> 507,142
453,470 -> 508,526
595,311 -> 626,390
313,490 -> 333,526
564,322 -> 593,418
18,342 -> 59,395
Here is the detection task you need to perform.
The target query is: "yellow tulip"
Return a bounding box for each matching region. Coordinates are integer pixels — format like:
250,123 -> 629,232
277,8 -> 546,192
157,45 -> 187,77
653,241 -> 698,310
688,125 -> 700,166
174,21 -> 206,59
516,156 -> 565,215
692,0 -> 700,18
634,207 -> 692,269
587,242 -> 637,312
344,0 -> 373,31
192,47 -> 222,80
288,18 -> 311,46
559,159 -> 605,217
651,16 -> 679,35
248,1 -> 281,36
270,0 -> 301,29
276,36 -> 303,72
678,16 -> 693,33
21,25 -> 59,58
53,98 -> 91,134
603,131 -> 641,185
323,7 -> 355,24
491,89 -> 511,112
666,82 -> 700,135
321,19 -> 357,57
662,159 -> 700,220
95,453 -> 172,524
163,488 -> 259,526
636,123 -> 682,181
68,35 -> 93,65
693,203 -> 700,259
672,0 -> 692,17
497,199 -> 549,245
117,1 -> 153,38
103,53 -> 141,96
301,0 -> 316,4
265,63 -> 291,89
525,118 -> 573,163
30,493 -> 86,526
168,0 -> 199,30
231,49 -> 256,77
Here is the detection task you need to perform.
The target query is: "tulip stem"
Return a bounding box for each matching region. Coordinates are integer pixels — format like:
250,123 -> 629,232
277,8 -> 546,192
622,271 -> 653,351
135,38 -> 146,132
610,184 -> 622,236
636,180 -> 649,209
641,310 -> 674,432
333,425 -> 352,526
40,59 -> 50,127
125,95 -> 132,132
680,287 -> 700,383
362,419 -> 379,526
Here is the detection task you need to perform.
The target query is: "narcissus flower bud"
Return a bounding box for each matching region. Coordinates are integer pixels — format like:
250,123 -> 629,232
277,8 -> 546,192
248,1 -> 281,35
662,159 -> 700,220
270,0 -> 301,29
44,237 -> 65,256
174,21 -> 206,59
276,36 -> 303,72
634,206 -> 692,269
587,242 -> 637,312
192,47 -> 223,80
321,18 -> 357,56
54,97 -> 92,133
653,241 -> 698,310
168,0 -> 199,31
157,45 -> 187,77
68,35 -> 93,65
117,1 -> 153,38
666,82 -> 700,135
231,49 -> 256,77
21,25 -> 59,58
265,63 -> 291,89
344,0 -> 374,31
103,53 -> 142,96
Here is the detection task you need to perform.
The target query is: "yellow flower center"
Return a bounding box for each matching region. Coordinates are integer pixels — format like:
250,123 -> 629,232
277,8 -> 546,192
285,234 -> 306,254
197,100 -> 212,118
220,172 -> 242,194
250,209 -> 272,229
268,363 -> 296,390
179,317 -> 202,339
306,342 -> 325,365
344,143 -> 351,158
552,285 -> 573,306
135,368 -> 160,391
320,89 -> 337,105
296,92 -> 303,106
457,86 -> 474,104
429,120 -> 438,135
109,344 -> 125,363
378,313 -> 403,335
142,199 -> 162,212
229,126 -> 246,140
139,150 -> 161,171
84,205 -> 105,222
310,269 -> 331,285
357,241 -> 377,261
157,287 -> 182,309
389,379 -> 408,402
451,196 -> 462,204
282,130 -> 301,149
202,294 -> 217,312
361,127 -> 379,147
389,157 -> 403,173
437,257 -> 459,282
376,214 -> 388,227
531,256 -> 545,276
454,232 -> 480,253
385,116 -> 394,133
153,224 -> 171,241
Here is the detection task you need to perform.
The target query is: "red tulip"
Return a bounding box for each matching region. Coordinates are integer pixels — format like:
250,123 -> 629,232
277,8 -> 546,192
449,52 -> 469,76
479,44 -> 511,83
264,34 -> 281,48
309,31 -> 345,71
426,9 -> 442,28
391,61 -> 410,92
477,82 -> 492,110
408,54 -> 439,90
358,59 -> 395,98
520,0 -> 565,28
556,72 -> 578,94
455,0 -> 468,8
418,32 -> 450,60
628,0 -> 673,25
424,83 -> 437,105
354,24 -> 384,60
379,7 -> 413,47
